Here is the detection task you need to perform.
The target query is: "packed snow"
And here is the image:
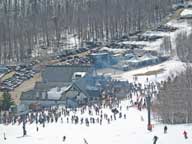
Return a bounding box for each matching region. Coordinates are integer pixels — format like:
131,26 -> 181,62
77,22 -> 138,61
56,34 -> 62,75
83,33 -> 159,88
1,99 -> 192,144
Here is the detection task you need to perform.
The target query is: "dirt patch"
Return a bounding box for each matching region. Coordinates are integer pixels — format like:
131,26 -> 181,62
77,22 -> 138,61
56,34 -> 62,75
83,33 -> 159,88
10,73 -> 42,104
0,71 -> 15,81
134,68 -> 165,76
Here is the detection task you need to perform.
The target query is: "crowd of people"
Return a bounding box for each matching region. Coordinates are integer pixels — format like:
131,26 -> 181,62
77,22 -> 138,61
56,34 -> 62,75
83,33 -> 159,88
2,100 -> 130,127
2,78 -> 188,143
1,78 -> 160,126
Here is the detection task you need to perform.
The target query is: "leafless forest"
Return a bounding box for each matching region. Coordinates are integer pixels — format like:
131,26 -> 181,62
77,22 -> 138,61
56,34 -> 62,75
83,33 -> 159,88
156,32 -> 192,124
157,66 -> 192,124
0,0 -> 180,64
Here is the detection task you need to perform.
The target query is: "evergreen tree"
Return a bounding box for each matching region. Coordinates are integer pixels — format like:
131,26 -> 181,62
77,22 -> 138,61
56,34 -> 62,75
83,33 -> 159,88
2,92 -> 14,111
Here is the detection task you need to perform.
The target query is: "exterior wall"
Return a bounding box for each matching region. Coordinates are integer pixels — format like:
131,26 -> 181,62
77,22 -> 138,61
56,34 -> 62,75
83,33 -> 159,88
21,100 -> 66,107
42,65 -> 90,83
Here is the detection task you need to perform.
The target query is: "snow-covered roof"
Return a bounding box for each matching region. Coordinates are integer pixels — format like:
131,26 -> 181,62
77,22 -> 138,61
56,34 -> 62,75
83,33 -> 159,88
141,53 -> 158,60
143,31 -> 170,37
47,85 -> 72,100
127,56 -> 140,63
100,47 -> 126,54
73,72 -> 86,77
125,53 -> 134,57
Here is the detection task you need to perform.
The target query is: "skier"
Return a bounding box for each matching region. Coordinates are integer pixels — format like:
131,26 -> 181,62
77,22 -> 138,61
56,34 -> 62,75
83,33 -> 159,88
119,112 -> 122,118
126,105 -> 129,110
3,132 -> 6,140
83,138 -> 88,144
107,118 -> 110,124
23,123 -> 27,136
183,130 -> 188,139
153,136 -> 158,144
124,114 -> 126,119
81,118 -> 84,124
36,126 -> 39,132
99,119 -> 102,125
63,136 -> 66,142
61,118 -> 63,123
164,126 -> 167,134
140,116 -> 144,121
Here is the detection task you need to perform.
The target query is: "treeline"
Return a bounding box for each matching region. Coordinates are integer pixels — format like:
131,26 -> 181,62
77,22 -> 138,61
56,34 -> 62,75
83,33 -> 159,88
176,32 -> 192,62
156,66 -> 192,124
155,31 -> 192,124
0,0 -> 179,64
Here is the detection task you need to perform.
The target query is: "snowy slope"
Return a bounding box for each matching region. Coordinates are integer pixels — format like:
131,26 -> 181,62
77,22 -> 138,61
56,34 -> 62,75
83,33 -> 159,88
111,59 -> 186,83
0,100 -> 192,144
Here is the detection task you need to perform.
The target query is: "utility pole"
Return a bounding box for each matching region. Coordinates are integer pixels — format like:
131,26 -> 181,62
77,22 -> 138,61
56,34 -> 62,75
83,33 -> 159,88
0,110 -> 1,124
146,94 -> 152,131
145,84 -> 152,131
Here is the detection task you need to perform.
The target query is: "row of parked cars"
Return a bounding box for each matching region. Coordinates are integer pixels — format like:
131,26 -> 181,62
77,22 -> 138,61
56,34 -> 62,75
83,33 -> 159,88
172,2 -> 192,11
0,65 -> 36,91
154,25 -> 178,32
54,47 -> 89,62
53,45 -> 103,65
65,56 -> 91,65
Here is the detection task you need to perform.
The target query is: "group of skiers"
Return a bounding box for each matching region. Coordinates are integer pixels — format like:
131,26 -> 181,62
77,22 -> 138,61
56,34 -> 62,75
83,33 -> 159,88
1,100 -> 131,129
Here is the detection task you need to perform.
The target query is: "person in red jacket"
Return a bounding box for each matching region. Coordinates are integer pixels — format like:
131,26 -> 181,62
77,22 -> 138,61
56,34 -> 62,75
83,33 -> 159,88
183,130 -> 188,139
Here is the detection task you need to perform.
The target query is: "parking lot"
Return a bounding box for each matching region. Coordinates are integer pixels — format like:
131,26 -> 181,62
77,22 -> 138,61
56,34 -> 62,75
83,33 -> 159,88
0,65 -> 37,91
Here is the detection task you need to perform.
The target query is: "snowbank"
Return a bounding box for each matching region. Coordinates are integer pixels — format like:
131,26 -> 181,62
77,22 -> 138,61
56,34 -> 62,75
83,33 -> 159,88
180,9 -> 192,16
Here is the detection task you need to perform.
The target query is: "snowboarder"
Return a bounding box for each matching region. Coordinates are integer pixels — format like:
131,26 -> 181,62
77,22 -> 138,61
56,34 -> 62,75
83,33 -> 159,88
36,126 -> 39,132
153,136 -> 158,144
164,126 -> 167,134
183,130 -> 188,139
83,138 -> 88,144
